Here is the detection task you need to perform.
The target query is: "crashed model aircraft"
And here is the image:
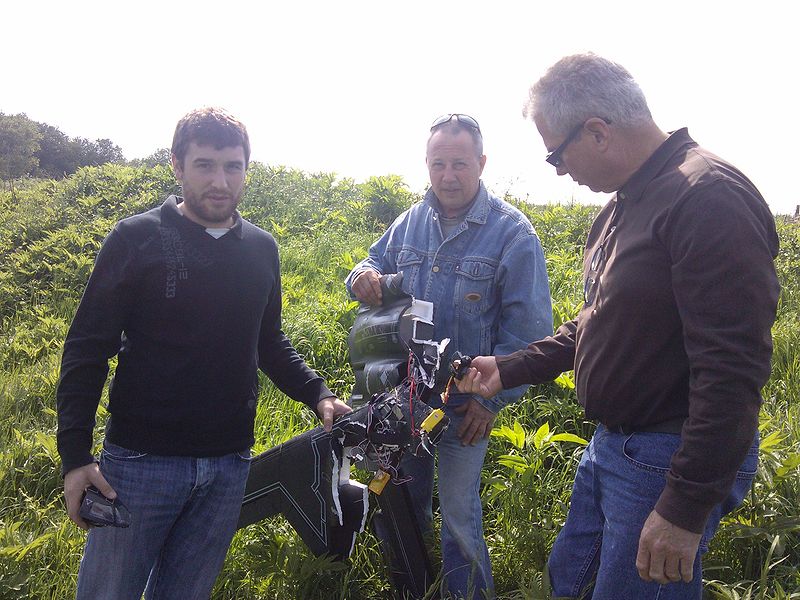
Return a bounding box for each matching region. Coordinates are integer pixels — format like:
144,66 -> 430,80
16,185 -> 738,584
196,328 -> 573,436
237,275 -> 449,597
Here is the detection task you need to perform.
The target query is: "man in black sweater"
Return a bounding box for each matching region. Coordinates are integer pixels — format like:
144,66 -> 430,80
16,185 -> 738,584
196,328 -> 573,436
56,107 -> 351,599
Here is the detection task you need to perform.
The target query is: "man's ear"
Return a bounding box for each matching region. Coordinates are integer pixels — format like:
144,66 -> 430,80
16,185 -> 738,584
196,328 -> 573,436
171,153 -> 182,180
584,117 -> 611,150
478,154 -> 487,175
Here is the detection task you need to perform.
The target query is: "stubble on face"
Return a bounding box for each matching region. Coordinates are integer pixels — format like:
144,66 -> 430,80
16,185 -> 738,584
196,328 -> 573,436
172,143 -> 246,228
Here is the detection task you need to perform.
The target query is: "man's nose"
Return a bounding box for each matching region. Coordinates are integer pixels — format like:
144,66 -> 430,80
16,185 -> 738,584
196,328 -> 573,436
211,167 -> 229,188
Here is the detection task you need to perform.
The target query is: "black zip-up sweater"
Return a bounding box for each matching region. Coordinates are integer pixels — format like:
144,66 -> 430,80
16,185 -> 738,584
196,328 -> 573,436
57,196 -> 332,475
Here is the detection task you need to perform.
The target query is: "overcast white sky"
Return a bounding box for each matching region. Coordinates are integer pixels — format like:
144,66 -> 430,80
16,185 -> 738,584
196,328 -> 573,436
3,0 -> 798,215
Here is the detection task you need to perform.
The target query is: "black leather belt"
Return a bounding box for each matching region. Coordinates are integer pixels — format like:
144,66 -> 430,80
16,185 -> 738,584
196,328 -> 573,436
606,416 -> 686,435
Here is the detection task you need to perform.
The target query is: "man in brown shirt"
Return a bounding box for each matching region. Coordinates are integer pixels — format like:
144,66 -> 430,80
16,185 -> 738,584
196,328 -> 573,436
457,53 -> 779,599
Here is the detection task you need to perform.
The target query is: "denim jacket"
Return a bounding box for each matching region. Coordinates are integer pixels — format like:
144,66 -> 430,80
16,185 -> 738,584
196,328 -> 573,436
346,182 -> 552,412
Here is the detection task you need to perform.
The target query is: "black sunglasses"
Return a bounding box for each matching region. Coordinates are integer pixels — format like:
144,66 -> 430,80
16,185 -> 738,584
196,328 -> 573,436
583,200 -> 621,306
430,114 -> 481,133
546,118 -> 612,168
545,121 -> 586,168
583,240 -> 610,306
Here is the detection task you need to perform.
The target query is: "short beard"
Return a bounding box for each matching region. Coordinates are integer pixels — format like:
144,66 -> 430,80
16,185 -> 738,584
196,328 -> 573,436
182,190 -> 240,226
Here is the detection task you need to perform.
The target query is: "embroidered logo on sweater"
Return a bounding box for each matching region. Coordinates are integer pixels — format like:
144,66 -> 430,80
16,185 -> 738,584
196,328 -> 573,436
159,227 -> 217,298
160,227 -> 189,298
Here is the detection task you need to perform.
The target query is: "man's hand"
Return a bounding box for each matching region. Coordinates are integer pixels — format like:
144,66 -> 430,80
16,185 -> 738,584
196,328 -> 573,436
454,356 -> 503,399
351,269 -> 383,306
316,396 -> 352,431
64,463 -> 116,530
454,397 -> 496,446
636,510 -> 702,584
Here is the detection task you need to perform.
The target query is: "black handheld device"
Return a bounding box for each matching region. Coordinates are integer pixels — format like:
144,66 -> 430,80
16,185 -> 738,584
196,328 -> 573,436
79,486 -> 132,528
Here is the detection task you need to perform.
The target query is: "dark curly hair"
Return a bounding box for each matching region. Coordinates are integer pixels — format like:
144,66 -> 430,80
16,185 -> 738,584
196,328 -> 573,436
171,107 -> 250,168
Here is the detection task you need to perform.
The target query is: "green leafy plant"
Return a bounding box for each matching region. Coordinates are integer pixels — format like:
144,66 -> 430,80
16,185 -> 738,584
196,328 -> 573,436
0,164 -> 797,598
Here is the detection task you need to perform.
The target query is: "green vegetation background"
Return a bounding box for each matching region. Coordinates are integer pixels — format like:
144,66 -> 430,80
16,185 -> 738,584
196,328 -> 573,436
1,164 -> 798,599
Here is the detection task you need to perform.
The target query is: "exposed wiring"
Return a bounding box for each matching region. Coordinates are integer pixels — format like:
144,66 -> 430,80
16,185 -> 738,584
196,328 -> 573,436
441,376 -> 456,405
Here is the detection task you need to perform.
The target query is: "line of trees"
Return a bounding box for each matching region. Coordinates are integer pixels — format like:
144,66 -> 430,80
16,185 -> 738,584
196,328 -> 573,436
0,112 -> 127,186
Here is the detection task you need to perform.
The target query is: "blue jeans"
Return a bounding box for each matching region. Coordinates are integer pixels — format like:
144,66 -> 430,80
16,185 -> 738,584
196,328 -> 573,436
401,393 -> 494,599
547,425 -> 759,600
75,440 -> 251,600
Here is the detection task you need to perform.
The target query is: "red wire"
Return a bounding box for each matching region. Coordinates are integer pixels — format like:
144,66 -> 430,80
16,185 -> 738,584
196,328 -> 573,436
407,351 -> 417,435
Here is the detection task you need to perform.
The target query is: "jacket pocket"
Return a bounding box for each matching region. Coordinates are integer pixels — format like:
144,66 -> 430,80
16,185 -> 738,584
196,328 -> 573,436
396,248 -> 424,294
455,258 -> 496,316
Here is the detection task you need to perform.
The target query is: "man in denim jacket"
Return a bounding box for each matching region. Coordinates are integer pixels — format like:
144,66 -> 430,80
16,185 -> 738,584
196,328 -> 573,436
346,114 -> 552,598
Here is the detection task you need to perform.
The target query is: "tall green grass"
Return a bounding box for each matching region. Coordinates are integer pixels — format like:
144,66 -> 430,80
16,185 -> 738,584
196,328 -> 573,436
0,165 -> 798,599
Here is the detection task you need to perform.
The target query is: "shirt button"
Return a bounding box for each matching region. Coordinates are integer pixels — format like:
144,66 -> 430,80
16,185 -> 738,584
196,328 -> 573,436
432,266 -> 440,273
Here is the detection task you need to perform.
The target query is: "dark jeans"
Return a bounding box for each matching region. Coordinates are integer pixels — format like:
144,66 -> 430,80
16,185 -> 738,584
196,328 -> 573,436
75,440 -> 250,600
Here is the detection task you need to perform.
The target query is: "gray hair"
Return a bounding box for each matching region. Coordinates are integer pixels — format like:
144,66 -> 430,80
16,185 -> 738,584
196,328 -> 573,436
428,121 -> 484,157
523,53 -> 652,136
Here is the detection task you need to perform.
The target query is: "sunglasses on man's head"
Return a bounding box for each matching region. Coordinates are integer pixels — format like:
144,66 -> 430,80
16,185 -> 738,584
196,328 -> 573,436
430,114 -> 481,133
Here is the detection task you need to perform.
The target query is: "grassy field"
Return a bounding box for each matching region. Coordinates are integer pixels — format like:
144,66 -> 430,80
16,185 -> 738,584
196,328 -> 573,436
1,164 -> 798,599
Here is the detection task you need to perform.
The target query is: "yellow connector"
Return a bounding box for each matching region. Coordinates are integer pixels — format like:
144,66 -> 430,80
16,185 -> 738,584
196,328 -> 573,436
421,408 -> 445,433
369,470 -> 391,495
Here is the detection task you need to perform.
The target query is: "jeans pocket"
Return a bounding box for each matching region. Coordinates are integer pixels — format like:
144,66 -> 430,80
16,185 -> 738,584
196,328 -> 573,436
621,432 -> 680,474
722,439 -> 759,512
101,440 -> 149,461
735,442 -> 759,479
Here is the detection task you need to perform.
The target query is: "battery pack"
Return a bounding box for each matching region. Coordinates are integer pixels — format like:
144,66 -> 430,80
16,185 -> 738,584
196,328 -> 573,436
369,470 -> 391,494
420,408 -> 445,433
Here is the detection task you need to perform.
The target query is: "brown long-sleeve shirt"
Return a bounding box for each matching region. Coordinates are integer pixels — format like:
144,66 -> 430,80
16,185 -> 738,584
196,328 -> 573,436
497,128 -> 779,532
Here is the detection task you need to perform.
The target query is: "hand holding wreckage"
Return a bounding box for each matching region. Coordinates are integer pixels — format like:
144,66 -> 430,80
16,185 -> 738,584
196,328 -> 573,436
316,396 -> 352,431
351,269 -> 383,306
454,356 -> 504,400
